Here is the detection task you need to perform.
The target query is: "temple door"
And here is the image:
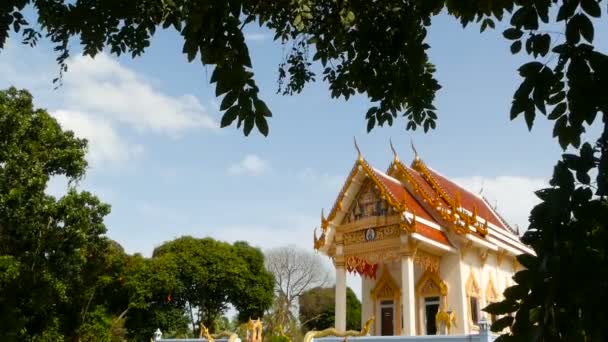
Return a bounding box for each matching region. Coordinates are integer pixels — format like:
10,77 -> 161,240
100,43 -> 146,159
380,301 -> 394,336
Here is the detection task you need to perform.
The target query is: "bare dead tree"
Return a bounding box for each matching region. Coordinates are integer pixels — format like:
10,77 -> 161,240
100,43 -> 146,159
264,245 -> 331,335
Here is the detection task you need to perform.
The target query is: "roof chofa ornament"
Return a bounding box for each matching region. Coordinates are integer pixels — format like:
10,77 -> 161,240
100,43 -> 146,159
389,138 -> 399,163
410,138 -> 420,161
354,136 -> 363,161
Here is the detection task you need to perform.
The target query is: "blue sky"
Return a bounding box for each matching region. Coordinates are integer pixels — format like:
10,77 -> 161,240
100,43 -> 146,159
2,11 -> 606,297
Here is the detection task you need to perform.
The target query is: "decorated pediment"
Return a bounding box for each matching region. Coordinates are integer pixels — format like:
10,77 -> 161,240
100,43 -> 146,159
343,181 -> 395,224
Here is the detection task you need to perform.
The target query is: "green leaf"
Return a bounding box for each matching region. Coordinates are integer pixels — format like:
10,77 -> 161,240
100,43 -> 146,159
510,40 -> 522,54
220,107 -> 239,128
243,114 -> 255,136
557,0 -> 577,21
504,284 -> 529,300
548,103 -> 567,120
254,99 -> 272,117
537,34 -> 551,56
578,14 -> 594,42
524,107 -> 535,130
581,0 -> 601,17
220,91 -> 238,111
576,170 -> 591,184
566,15 -> 581,44
517,254 -> 538,269
484,300 -> 517,315
491,316 -> 514,332
255,115 -> 269,136
518,62 -> 543,77
503,28 -> 523,40
547,91 -> 565,106
480,19 -> 488,32
513,270 -> 532,286
366,116 -> 376,132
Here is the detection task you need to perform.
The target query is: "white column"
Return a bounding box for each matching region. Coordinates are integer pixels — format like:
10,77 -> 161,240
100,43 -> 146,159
401,254 -> 416,335
335,260 -> 347,331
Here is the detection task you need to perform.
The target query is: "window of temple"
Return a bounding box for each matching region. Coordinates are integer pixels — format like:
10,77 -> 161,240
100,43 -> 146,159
465,272 -> 482,328
485,277 -> 499,324
469,297 -> 480,324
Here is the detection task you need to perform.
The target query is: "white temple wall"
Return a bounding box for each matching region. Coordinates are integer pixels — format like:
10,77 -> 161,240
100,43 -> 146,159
459,248 -> 520,334
440,252 -> 467,335
362,274 -> 374,328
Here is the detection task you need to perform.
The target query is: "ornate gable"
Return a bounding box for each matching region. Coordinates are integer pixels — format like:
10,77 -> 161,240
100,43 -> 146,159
342,180 -> 394,224
371,268 -> 400,300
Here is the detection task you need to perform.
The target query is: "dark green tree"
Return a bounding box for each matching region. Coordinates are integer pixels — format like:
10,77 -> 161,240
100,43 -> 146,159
152,236 -> 275,334
0,87 -> 112,341
299,286 -> 361,332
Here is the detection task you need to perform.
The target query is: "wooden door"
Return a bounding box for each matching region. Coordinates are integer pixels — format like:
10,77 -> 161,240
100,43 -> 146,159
381,306 -> 394,336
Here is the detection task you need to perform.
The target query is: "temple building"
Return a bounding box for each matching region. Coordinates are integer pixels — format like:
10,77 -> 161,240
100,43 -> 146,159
313,142 -> 532,336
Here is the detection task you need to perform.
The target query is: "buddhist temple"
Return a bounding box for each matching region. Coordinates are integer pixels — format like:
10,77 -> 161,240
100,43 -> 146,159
313,141 -> 532,336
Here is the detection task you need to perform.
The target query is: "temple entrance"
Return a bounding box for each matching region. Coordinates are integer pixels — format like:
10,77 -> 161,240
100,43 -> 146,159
424,296 -> 440,335
380,300 -> 394,336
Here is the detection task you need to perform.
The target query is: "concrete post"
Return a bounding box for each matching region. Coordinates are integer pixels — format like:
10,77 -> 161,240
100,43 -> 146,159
400,254 -> 416,335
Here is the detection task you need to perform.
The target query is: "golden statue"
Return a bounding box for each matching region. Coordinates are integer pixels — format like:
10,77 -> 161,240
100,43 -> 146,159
199,323 -> 214,342
246,318 -> 263,342
199,323 -> 239,342
435,309 -> 457,335
303,316 -> 375,342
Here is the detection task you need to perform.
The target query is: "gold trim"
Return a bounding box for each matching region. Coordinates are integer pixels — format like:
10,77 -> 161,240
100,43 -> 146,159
371,269 -> 401,335
316,156 -> 417,250
465,271 -> 482,329
302,317 -> 375,342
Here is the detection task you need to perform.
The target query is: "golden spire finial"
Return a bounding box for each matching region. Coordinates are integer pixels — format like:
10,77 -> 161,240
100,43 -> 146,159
389,138 -> 399,162
321,209 -> 329,230
354,136 -> 363,161
410,138 -> 419,161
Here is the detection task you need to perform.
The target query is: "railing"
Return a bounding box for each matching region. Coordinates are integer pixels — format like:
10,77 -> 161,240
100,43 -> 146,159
309,318 -> 494,342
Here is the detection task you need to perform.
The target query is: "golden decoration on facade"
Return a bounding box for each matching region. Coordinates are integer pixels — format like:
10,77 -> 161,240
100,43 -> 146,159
313,227 -> 326,250
415,270 -> 448,297
407,157 -> 489,237
414,251 -> 441,273
344,249 -> 401,265
314,147 -> 418,250
343,225 -> 399,245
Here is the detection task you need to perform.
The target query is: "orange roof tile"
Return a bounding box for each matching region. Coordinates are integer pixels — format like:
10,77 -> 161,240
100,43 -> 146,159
416,224 -> 452,247
372,169 -> 435,222
420,167 -> 509,230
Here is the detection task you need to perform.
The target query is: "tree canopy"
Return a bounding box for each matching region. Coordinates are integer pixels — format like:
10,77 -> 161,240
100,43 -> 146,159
0,86 -> 112,340
2,0 -> 608,340
152,236 -> 275,333
299,286 -> 361,332
0,92 -> 275,340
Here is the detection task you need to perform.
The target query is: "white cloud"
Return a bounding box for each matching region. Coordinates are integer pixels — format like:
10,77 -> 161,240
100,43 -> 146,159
1,42 -> 220,170
63,54 -> 217,135
228,154 -> 271,176
244,33 -> 268,42
53,110 -> 143,165
297,167 -> 343,191
452,176 -> 548,232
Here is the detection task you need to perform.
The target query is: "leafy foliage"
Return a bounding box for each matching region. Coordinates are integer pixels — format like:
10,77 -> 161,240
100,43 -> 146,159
0,87 -> 111,340
152,236 -> 275,334
0,88 -> 275,340
299,286 -> 361,332
0,0 -> 444,136
479,1 -> 608,341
